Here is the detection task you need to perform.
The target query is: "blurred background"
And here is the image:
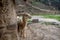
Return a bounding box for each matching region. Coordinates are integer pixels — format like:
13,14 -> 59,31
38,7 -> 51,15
16,0 -> 60,25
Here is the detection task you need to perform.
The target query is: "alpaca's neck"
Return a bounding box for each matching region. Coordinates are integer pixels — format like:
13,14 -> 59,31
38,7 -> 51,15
22,16 -> 27,26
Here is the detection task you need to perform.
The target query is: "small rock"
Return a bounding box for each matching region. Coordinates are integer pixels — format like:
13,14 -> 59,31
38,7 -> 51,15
32,19 -> 39,23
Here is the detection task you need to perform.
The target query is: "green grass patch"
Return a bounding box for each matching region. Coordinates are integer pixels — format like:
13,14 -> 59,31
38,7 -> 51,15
44,15 -> 60,21
32,14 -> 60,21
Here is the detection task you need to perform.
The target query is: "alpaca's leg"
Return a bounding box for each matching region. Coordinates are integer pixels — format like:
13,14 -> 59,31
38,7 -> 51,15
22,29 -> 25,38
21,30 -> 23,37
23,27 -> 27,38
20,30 -> 22,37
20,29 -> 24,38
22,29 -> 25,37
18,28 -> 23,38
21,29 -> 26,38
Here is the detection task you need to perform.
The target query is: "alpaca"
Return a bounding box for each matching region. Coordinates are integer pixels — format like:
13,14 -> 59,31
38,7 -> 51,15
17,12 -> 31,38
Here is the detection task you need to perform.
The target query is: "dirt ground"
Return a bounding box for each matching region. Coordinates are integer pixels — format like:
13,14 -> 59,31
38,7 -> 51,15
20,23 -> 60,40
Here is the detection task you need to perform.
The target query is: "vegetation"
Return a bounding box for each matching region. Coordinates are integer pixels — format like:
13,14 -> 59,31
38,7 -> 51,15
43,15 -> 60,21
32,0 -> 60,10
32,14 -> 60,21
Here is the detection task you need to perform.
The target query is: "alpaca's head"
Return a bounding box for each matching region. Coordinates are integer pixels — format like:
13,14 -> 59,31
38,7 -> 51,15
23,13 -> 31,19
20,12 -> 31,20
